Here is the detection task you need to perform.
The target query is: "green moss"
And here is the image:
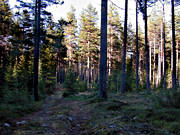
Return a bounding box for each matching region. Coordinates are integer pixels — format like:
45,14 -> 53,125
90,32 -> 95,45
167,122 -> 180,134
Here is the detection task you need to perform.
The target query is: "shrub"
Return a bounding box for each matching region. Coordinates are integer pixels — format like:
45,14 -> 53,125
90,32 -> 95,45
3,89 -> 33,105
0,89 -> 42,121
74,78 -> 87,92
153,88 -> 180,108
107,70 -> 121,92
167,122 -> 180,134
62,69 -> 79,97
62,69 -> 90,97
63,69 -> 77,92
107,70 -> 136,92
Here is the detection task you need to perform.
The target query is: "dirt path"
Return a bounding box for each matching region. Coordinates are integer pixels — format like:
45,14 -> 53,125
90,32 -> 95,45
11,92 -> 91,135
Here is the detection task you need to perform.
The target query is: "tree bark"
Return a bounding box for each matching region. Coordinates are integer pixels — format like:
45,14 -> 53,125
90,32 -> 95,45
177,40 -> 179,86
76,61 -> 79,76
120,0 -> 128,93
87,38 -> 91,91
108,17 -> 112,76
135,0 -> 139,91
80,62 -> 84,81
162,0 -> 166,89
153,35 -> 156,88
145,0 -> 150,92
149,41 -> 152,83
157,43 -> 161,86
171,0 -> 177,88
98,0 -> 108,99
33,0 -> 41,101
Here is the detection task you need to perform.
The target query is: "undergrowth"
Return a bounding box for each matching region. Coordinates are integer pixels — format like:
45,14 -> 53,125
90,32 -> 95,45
63,90 -> 180,134
0,89 -> 43,123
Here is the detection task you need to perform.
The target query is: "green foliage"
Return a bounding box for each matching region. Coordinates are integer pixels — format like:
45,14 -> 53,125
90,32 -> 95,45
41,44 -> 56,94
0,89 -> 42,121
107,68 -> 136,92
78,4 -> 100,64
90,81 -> 99,91
167,122 -> 180,134
153,89 -> 180,108
74,77 -> 87,92
63,69 -> 77,92
3,90 -> 32,105
108,70 -> 121,92
62,69 -> 88,97
63,6 -> 78,64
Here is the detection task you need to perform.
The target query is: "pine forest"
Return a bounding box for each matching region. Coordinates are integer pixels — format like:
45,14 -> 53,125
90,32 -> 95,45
0,0 -> 180,134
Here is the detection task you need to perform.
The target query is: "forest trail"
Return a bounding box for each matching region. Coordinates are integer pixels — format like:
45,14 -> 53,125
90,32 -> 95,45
4,90 -> 92,135
1,89 -> 179,135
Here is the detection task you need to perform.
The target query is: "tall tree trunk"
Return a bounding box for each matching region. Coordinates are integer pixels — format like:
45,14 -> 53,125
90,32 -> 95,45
108,19 -> 112,76
33,0 -> 41,101
135,0 -> 139,91
145,0 -> 150,92
108,34 -> 112,76
76,61 -> 79,76
171,0 -> 177,88
149,41 -> 152,83
159,23 -> 163,83
98,0 -> 108,99
87,39 -> 91,91
80,63 -> 84,81
157,43 -> 161,86
139,52 -> 143,83
177,40 -> 179,86
171,42 -> 173,87
84,67 -> 87,82
162,0 -> 166,89
153,35 -> 156,88
120,0 -> 128,93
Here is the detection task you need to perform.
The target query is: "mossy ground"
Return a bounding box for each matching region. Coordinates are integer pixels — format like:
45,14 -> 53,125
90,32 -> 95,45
0,90 -> 180,135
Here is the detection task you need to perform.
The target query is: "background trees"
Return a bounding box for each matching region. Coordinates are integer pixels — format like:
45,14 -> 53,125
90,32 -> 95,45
64,6 -> 77,68
0,0 -> 179,107
78,4 -> 100,90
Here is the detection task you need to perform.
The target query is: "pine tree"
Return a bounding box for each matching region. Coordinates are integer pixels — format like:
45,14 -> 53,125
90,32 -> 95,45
176,10 -> 180,86
107,4 -> 122,74
171,0 -> 177,88
0,0 -> 13,95
98,0 -> 108,98
135,0 -> 139,90
78,4 -> 100,91
138,0 -> 158,91
120,0 -> 128,93
64,6 -> 78,68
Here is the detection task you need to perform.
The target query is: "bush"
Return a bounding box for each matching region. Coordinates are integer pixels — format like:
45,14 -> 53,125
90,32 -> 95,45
153,88 -> 180,108
108,70 -> 121,92
62,69 -> 89,97
39,77 -> 56,95
63,69 -> 77,92
167,122 -> 180,134
3,89 -> 33,105
107,70 -> 136,92
0,89 -> 42,121
74,78 -> 87,92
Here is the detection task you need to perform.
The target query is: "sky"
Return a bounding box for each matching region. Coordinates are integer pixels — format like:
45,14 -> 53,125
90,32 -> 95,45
9,0 -> 138,28
9,0 -> 172,31
46,0 -> 139,29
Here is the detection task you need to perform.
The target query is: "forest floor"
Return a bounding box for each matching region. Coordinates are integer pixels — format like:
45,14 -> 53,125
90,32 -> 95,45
1,87 -> 180,135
